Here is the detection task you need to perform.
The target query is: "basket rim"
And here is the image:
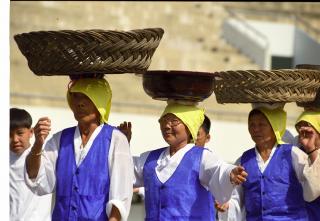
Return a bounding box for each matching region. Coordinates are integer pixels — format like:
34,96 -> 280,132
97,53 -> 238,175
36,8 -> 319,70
143,70 -> 216,77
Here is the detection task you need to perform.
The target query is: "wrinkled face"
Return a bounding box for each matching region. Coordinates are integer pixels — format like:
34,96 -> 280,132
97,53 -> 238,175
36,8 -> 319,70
10,127 -> 33,155
159,114 -> 190,147
69,92 -> 100,124
196,127 -> 210,147
248,113 -> 276,147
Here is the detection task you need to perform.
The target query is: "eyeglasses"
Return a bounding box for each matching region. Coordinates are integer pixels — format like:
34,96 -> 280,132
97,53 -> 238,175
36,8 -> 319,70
159,117 -> 182,127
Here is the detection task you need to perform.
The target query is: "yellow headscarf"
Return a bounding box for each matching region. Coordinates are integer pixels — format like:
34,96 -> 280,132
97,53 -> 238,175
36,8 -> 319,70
253,107 -> 287,145
67,78 -> 112,124
160,103 -> 205,142
296,111 -> 320,134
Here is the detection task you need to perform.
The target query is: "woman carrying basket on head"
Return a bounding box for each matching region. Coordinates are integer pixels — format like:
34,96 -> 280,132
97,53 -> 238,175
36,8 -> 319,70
25,77 -> 134,221
133,102 -> 248,221
220,105 -> 320,221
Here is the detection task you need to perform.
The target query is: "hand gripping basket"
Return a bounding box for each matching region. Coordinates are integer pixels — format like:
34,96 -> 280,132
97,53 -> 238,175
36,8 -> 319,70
212,68 -> 320,104
14,28 -> 164,76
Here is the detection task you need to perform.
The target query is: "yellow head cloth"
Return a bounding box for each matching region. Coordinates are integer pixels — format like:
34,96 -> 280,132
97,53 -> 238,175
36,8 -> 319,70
253,107 -> 287,145
160,103 -> 205,143
67,78 -> 112,124
296,111 -> 320,134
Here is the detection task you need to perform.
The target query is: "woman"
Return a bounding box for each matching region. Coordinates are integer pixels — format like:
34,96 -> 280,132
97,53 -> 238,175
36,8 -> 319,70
133,102 -> 247,221
224,107 -> 320,221
295,110 -> 320,221
25,77 -> 134,221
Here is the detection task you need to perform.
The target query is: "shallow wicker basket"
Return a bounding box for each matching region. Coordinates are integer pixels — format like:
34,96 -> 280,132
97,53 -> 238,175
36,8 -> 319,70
212,68 -> 320,103
14,28 -> 164,76
295,64 -> 320,108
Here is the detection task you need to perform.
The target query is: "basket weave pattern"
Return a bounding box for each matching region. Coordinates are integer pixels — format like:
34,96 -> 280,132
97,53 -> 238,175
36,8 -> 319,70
14,28 -> 164,76
213,69 -> 320,103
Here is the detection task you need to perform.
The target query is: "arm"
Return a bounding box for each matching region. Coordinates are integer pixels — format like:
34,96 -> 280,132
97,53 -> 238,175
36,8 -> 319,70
297,126 -> 319,163
216,157 -> 246,221
24,118 -> 59,195
26,117 -> 51,178
106,130 -> 134,221
217,185 -> 245,221
292,146 -> 320,201
199,150 -> 247,204
109,206 -> 121,221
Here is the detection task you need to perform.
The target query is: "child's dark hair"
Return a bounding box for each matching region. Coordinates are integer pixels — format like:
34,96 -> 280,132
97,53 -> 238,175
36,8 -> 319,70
201,115 -> 211,134
10,108 -> 32,130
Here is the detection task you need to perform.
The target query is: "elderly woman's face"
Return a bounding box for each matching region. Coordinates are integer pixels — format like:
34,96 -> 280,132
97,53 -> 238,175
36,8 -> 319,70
159,113 -> 190,147
69,92 -> 100,124
248,112 -> 276,147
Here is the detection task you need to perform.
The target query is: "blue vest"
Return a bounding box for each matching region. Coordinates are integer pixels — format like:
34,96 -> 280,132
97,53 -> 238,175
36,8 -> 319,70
143,146 -> 215,221
241,144 -> 308,221
52,124 -> 113,221
306,197 -> 320,221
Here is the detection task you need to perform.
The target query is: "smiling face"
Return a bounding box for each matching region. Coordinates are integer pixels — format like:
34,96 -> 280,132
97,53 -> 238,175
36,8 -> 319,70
10,127 -> 33,155
69,92 -> 100,125
248,111 -> 276,149
159,113 -> 191,148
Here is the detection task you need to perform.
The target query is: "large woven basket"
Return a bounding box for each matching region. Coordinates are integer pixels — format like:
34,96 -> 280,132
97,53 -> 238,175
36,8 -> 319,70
14,28 -> 164,76
212,68 -> 320,103
295,64 -> 320,108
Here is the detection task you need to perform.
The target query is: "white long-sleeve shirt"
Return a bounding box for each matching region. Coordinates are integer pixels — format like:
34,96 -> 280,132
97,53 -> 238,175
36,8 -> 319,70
218,145 -> 320,221
10,149 -> 52,221
24,124 -> 134,221
133,143 -> 236,204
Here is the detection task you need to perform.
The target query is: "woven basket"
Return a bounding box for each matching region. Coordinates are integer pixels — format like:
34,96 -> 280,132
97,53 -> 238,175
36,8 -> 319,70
14,28 -> 164,76
212,69 -> 320,103
295,64 -> 320,108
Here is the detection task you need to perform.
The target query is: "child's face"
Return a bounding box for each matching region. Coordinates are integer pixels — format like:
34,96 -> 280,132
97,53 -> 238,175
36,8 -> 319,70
10,127 -> 33,155
195,127 -> 210,147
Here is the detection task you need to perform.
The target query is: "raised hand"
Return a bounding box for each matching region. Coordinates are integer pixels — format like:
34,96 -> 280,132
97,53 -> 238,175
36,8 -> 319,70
33,117 -> 51,147
230,165 -> 248,185
298,126 -> 318,153
117,121 -> 132,143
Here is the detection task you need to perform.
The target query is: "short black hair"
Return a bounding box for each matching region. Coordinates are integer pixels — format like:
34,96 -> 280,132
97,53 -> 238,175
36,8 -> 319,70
201,115 -> 211,134
248,109 -> 264,120
10,108 -> 32,130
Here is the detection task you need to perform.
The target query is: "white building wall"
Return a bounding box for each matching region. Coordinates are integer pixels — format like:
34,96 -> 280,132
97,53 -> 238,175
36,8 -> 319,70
248,20 -> 295,57
293,28 -> 320,66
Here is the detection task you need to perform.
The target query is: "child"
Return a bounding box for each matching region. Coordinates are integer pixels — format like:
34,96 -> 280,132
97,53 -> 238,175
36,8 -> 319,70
195,114 -> 211,147
10,107 -> 52,221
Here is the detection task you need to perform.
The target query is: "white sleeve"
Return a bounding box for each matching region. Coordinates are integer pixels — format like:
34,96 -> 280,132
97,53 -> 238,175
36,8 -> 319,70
219,185 -> 245,221
199,149 -> 236,204
292,146 -> 320,201
24,131 -> 61,196
106,129 -> 134,221
133,151 -> 150,188
303,151 -> 320,201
